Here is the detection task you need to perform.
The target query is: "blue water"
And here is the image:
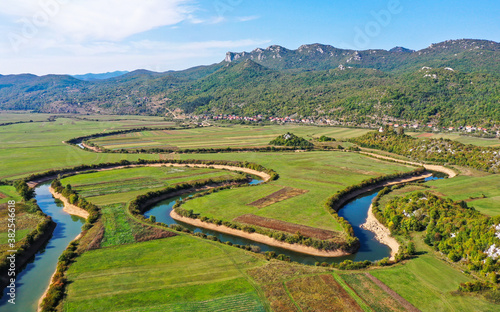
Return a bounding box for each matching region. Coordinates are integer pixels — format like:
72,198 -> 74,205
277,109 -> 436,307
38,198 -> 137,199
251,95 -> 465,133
0,183 -> 85,312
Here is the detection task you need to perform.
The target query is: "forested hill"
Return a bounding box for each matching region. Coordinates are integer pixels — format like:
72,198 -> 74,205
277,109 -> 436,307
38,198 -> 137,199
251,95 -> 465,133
0,39 -> 498,126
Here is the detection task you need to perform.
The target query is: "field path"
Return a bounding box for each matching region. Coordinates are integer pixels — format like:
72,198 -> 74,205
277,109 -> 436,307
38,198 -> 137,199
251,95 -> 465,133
364,273 -> 421,312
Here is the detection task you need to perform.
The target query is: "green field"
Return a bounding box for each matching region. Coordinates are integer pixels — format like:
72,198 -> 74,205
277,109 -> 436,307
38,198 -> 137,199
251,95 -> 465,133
0,114 -> 498,311
64,236 -> 267,312
179,151 -> 415,231
371,237 -> 499,312
0,117 -> 179,180
61,166 -> 243,206
91,125 -> 370,151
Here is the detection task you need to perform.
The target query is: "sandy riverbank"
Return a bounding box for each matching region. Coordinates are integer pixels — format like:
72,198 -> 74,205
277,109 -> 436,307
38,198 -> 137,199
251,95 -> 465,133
170,210 -> 350,257
37,233 -> 82,312
49,186 -> 89,219
360,204 -> 400,260
360,151 -> 457,178
28,163 -> 271,188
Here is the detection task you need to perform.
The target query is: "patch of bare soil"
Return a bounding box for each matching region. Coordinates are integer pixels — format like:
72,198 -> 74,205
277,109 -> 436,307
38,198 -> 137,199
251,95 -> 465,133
234,214 -> 338,240
248,187 -> 308,208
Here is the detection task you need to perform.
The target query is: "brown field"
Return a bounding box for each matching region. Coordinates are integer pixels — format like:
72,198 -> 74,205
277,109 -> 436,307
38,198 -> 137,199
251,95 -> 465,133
286,275 -> 363,312
261,283 -> 298,312
248,187 -> 308,208
417,133 -> 434,138
0,192 -> 6,199
340,273 -> 408,312
234,214 -> 338,240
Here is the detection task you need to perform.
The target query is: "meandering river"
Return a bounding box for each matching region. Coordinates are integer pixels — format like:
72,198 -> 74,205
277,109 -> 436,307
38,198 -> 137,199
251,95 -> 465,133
0,175 -> 442,311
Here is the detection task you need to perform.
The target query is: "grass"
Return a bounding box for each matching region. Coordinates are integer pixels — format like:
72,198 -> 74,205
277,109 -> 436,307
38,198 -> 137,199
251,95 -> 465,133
61,166 -> 243,206
91,125 -> 370,151
0,186 -> 46,255
371,247 -> 498,311
60,166 -> 242,246
63,236 -> 266,312
285,274 -> 363,311
0,185 -> 22,204
100,203 -> 136,247
0,117 -> 176,180
179,151 -> 415,232
339,273 -> 407,312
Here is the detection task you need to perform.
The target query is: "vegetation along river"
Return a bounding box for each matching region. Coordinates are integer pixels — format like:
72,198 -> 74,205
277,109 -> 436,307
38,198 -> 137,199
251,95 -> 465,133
0,183 -> 85,312
0,176 -> 442,311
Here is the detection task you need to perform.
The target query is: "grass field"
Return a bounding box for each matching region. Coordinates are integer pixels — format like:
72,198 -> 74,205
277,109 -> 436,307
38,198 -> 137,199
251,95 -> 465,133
0,117 -> 177,180
339,273 -> 407,312
61,166 -> 243,206
178,151 -> 415,232
63,236 -> 267,312
91,125 -> 370,151
60,166 -> 243,247
2,114 -> 498,311
371,238 -> 499,312
0,185 -> 46,254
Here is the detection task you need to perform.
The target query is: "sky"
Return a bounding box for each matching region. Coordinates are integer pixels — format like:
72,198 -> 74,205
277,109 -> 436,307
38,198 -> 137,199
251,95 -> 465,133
0,0 -> 498,75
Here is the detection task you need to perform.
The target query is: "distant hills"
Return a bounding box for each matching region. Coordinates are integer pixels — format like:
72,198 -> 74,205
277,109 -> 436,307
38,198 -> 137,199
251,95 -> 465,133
71,71 -> 129,81
0,39 -> 498,126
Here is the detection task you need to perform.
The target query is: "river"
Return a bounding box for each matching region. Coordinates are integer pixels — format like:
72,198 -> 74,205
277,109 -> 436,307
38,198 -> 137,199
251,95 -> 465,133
0,183 -> 85,312
0,175 -> 440,311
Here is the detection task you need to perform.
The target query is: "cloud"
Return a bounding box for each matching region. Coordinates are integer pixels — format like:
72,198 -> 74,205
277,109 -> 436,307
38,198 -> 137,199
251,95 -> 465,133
0,38 -> 272,74
1,0 -> 196,42
237,15 -> 260,22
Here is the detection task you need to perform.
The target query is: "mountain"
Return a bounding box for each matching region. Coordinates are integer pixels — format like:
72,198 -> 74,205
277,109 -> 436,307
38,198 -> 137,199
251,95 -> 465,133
224,39 -> 500,73
0,39 -> 498,126
72,71 -> 129,81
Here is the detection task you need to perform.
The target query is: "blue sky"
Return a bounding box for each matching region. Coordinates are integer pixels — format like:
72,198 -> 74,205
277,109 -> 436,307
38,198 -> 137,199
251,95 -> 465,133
0,0 -> 498,75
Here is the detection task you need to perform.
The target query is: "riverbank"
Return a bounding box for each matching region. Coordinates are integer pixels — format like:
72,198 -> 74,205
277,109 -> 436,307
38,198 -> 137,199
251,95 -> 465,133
0,221 -> 56,298
49,186 -> 89,219
28,163 -> 271,188
37,232 -> 82,312
329,172 -> 433,212
170,210 -> 350,257
360,151 -> 457,178
360,204 -> 400,260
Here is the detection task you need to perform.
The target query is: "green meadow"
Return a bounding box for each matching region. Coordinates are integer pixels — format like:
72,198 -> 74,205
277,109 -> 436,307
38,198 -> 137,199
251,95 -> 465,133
0,117 -> 176,180
64,236 -> 267,312
179,151 -> 415,231
0,114 -> 497,311
91,124 -> 370,150
371,237 -> 499,312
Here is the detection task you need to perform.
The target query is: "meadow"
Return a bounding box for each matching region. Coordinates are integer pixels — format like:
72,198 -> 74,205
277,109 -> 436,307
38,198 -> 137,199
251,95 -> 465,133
371,237 -> 499,311
178,151 -> 414,232
90,125 -> 369,151
0,114 -> 498,311
0,117 -> 175,180
64,236 -> 267,312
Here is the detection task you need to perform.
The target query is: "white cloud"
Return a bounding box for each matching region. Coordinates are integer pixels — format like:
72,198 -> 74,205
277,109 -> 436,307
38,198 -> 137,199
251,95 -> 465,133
2,0 -> 196,42
0,38 -> 271,74
237,15 -> 260,22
